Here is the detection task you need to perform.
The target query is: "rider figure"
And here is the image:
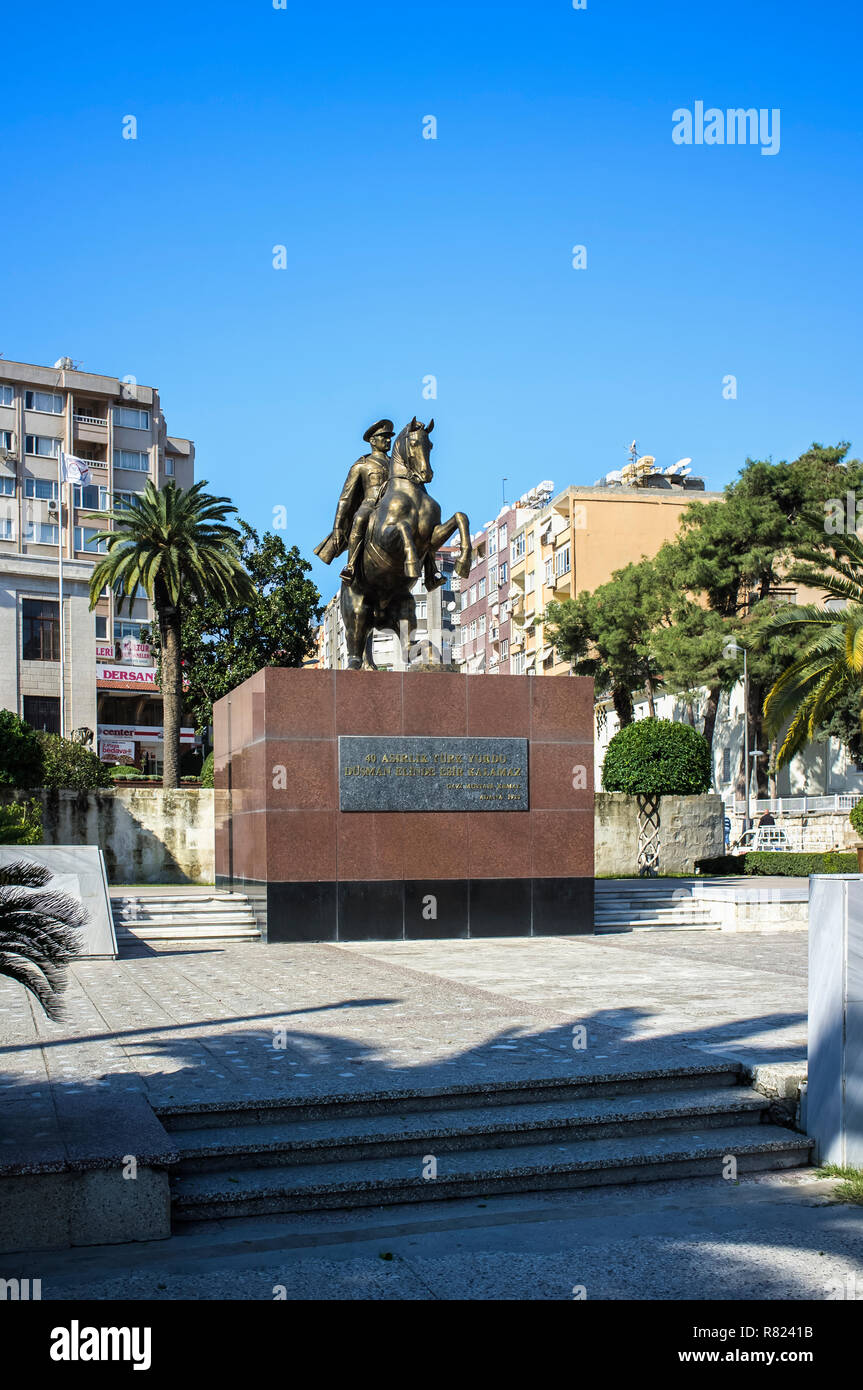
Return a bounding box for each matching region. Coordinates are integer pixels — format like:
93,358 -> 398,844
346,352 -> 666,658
315,418 -> 443,589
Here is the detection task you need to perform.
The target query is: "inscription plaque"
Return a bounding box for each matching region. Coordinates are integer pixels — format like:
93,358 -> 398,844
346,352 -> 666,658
339,736 -> 529,812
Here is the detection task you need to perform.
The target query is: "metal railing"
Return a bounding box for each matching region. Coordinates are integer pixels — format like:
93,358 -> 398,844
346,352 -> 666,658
731,793 -> 863,816
74,414 -> 108,426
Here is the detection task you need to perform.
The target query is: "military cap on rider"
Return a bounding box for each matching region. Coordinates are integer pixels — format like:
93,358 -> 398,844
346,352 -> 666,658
362,418 -> 395,443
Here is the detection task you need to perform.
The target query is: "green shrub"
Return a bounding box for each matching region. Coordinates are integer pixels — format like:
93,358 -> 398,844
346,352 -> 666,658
108,764 -> 144,780
0,798 -> 42,845
0,711 -> 43,787
602,718 -> 711,797
744,851 -> 857,876
849,800 -> 863,839
200,751 -> 214,788
38,735 -> 113,790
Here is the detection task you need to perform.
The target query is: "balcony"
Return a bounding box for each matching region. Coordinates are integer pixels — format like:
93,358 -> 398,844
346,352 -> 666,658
74,413 -> 109,447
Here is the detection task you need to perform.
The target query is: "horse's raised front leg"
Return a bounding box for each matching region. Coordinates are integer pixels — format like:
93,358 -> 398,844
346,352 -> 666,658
430,511 -> 472,578
387,520 -> 421,579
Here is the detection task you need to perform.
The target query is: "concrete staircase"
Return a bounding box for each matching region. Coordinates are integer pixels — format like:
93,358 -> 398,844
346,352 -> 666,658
158,1063 -> 811,1222
595,879 -> 720,933
110,888 -> 260,947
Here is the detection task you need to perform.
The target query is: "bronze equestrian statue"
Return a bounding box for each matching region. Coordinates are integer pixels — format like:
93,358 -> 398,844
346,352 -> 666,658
316,416 -> 472,670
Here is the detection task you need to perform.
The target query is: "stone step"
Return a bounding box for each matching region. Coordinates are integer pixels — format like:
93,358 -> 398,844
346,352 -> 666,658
157,1063 -> 744,1131
172,1085 -> 772,1174
112,912 -> 257,926
115,926 -> 260,942
170,1123 -> 811,1220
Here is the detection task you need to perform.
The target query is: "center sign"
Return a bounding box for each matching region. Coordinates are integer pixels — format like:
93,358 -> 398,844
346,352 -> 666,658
338,736 -> 529,812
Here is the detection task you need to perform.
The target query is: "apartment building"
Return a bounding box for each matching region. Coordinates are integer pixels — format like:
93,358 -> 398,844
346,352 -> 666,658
0,357 -> 196,769
454,474 -> 722,675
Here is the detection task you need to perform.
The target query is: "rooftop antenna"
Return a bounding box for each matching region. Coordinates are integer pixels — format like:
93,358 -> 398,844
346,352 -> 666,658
502,477 -> 508,507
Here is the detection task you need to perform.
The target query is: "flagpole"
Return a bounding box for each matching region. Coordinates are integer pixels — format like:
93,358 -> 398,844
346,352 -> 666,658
58,450 -> 65,739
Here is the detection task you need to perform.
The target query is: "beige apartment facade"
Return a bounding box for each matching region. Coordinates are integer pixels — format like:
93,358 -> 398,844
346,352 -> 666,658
0,357 -> 195,767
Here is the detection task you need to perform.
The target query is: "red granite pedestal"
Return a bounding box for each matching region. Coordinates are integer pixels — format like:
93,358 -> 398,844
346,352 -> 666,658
214,668 -> 594,941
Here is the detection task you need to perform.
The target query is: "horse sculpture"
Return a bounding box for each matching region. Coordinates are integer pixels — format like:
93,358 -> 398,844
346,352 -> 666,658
338,418 -> 472,669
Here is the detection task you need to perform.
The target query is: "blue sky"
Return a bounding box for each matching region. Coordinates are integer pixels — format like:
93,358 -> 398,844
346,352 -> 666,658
2,0 -> 861,598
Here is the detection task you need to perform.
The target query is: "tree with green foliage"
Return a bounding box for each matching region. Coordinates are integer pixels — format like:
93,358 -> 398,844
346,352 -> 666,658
0,800 -> 42,845
546,560 -> 669,726
0,711 -> 44,787
38,735 -> 113,790
89,480 -> 252,788
763,529 -> 863,768
146,522 -> 321,735
659,442 -> 862,792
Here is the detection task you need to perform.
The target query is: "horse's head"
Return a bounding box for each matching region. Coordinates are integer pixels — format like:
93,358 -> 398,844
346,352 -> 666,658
392,416 -> 434,484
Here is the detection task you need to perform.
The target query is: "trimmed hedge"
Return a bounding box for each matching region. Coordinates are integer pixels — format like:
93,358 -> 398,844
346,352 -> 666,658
696,851 -> 858,876
850,801 -> 863,839
601,718 -> 711,797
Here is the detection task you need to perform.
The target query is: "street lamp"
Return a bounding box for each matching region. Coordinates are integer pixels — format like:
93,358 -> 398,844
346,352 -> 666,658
724,639 -> 752,832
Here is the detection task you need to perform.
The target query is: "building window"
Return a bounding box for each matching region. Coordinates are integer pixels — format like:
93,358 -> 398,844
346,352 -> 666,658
0,517 -> 14,539
24,478 -> 58,500
478,577 -> 486,599
22,598 -> 60,660
114,490 -> 143,510
114,449 -> 149,472
25,435 -> 61,458
555,545 -> 571,577
500,639 -> 509,660
527,532 -> 535,554
545,557 -> 554,586
722,748 -> 731,783
74,526 -> 107,553
114,619 -> 148,643
0,430 -> 13,451
499,561 -> 508,584
511,534 -> 525,561
469,620 -> 477,640
114,406 -> 150,430
415,598 -> 427,619
488,529 -> 498,556
25,389 -> 64,415
0,384 -> 14,407
0,475 -> 15,496
526,570 -> 536,594
74,484 -> 109,510
488,565 -> 497,591
499,524 -> 507,548
22,695 -> 60,733
479,614 -> 486,635
165,456 -> 175,476
95,615 -> 108,639
469,584 -> 477,605
24,522 -> 59,545
512,651 -> 526,675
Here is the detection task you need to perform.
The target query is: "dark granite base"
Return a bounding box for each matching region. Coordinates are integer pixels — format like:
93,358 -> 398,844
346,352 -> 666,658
222,876 -> 594,942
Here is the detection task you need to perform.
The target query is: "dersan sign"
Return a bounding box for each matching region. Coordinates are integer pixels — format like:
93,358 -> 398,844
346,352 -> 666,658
339,736 -> 529,812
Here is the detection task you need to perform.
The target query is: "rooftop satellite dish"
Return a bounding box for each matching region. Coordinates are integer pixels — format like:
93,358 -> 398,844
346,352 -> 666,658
605,469 -> 624,483
53,356 -> 73,370
673,457 -> 692,472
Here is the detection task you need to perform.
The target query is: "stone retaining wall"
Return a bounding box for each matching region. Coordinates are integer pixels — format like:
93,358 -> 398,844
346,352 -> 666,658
595,792 -> 725,876
0,788 -> 214,885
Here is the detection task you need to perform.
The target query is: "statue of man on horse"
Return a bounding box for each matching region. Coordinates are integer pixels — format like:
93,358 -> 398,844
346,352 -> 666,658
315,416 -> 472,670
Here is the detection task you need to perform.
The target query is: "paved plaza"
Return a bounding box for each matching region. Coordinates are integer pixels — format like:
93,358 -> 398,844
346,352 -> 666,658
1,930 -> 808,1126
5,927 -> 860,1301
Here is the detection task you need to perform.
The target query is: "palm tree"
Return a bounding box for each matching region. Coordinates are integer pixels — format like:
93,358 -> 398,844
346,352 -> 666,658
89,480 -> 251,788
0,862 -> 84,1019
763,532 -> 863,768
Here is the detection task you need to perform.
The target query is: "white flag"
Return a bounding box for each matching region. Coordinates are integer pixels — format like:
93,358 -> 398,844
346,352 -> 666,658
60,452 -> 91,486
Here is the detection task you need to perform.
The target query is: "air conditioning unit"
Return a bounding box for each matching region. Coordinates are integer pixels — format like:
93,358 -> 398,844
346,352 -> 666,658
47,499 -> 59,516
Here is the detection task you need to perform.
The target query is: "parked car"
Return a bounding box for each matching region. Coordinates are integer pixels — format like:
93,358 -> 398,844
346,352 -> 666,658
734,826 -> 793,852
